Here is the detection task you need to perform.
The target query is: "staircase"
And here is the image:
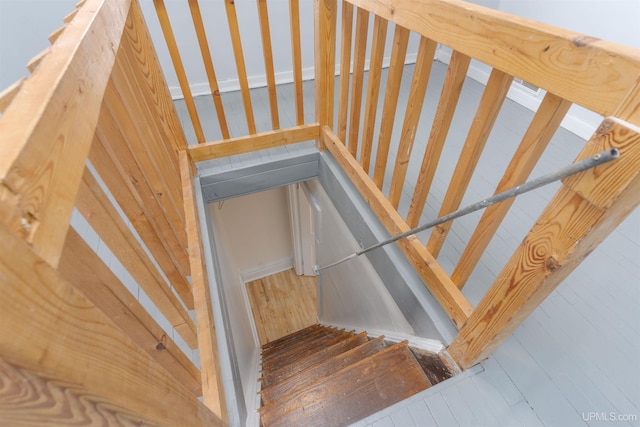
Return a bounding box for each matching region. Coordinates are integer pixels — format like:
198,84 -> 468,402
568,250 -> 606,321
258,324 -> 452,426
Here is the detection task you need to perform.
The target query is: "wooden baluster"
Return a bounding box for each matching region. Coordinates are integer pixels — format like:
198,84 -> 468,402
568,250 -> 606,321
427,68 -> 514,257
290,0 -> 305,125
359,15 -> 388,172
372,25 -> 410,189
406,50 -> 470,227
314,0 -> 337,130
347,7 -> 369,157
224,0 -> 257,134
188,0 -> 230,139
153,0 -> 206,142
256,0 -> 280,131
0,78 -> 24,115
452,93 -> 572,288
387,36 -> 438,208
336,1 -> 354,142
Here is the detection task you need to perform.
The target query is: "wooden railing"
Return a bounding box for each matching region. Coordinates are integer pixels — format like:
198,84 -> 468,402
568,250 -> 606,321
1,0 -> 639,424
0,0 -> 223,424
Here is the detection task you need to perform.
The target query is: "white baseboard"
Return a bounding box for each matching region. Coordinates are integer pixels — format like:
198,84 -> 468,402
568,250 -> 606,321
240,256 -> 294,283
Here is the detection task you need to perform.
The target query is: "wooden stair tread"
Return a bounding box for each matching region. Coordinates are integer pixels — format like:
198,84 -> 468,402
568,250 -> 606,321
260,342 -> 431,427
262,331 -> 356,375
261,335 -> 387,405
261,332 -> 369,389
261,324 -> 322,353
261,327 -> 347,365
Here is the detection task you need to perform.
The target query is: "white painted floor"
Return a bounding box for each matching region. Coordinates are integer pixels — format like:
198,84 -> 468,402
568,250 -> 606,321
175,61 -> 639,427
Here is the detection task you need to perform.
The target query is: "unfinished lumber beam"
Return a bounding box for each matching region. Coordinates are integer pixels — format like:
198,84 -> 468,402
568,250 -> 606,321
314,0 -> 337,133
345,0 -> 640,116
346,7 -> 369,157
0,0 -> 131,267
427,68 -> 514,257
58,228 -> 201,395
0,222 -> 222,426
188,124 -> 321,163
452,93 -> 572,288
290,0 -> 305,125
406,50 -> 471,228
180,152 -> 228,422
188,0 -> 230,139
359,15 -> 388,173
322,126 -> 474,327
373,25 -> 410,189
449,117 -> 640,369
336,1 -> 354,143
0,78 -> 24,115
388,36 -> 438,208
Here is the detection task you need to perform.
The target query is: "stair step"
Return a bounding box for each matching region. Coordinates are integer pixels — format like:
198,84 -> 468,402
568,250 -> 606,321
409,347 -> 454,386
260,342 -> 431,427
261,332 -> 369,389
261,336 -> 388,405
262,327 -> 344,365
262,330 -> 355,374
261,324 -> 322,353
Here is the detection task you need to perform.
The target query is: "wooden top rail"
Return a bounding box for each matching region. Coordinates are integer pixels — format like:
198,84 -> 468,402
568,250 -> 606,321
345,0 -> 640,117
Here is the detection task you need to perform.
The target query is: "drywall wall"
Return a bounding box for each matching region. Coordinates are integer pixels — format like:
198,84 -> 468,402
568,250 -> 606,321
305,179 -> 415,335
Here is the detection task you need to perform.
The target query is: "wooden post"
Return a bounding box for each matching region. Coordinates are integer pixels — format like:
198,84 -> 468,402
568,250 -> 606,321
314,0 -> 337,142
180,151 -> 228,423
449,114 -> 640,369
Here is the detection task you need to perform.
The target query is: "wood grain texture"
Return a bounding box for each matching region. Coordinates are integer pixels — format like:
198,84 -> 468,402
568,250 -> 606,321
75,169 -> 196,346
0,222 -> 222,426
246,269 -> 317,346
189,0 -> 230,139
406,50 -> 471,227
0,0 -> 131,267
452,93 -> 572,288
346,7 -> 369,157
0,78 -> 24,114
257,0 -> 280,130
427,68 -> 514,257
290,0 -> 305,126
314,0 -> 337,132
449,118 -> 640,369
388,36 -> 438,208
153,0 -> 205,142
58,228 -> 201,396
225,0 -> 256,134
372,25 -> 410,189
359,15 -> 388,173
26,47 -> 50,74
180,152 -> 228,422
322,127 -> 473,327
0,358 -> 156,426
345,0 -> 640,116
336,1 -> 354,143
188,124 -> 320,162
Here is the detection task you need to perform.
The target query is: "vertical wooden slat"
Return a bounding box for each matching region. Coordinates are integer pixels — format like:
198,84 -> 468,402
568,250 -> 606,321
359,15 -> 388,172
224,0 -> 257,135
372,25 -> 410,189
0,0 -> 131,267
346,7 -> 369,157
290,0 -> 305,125
388,37 -> 438,208
75,168 -> 196,344
180,151 -> 228,423
314,0 -> 337,130
406,50 -> 471,227
449,117 -> 640,369
153,0 -> 206,143
48,25 -> 66,44
59,228 -> 201,395
427,68 -> 514,257
336,1 -> 354,142
188,0 -> 230,139
257,0 -> 280,130
26,48 -> 51,73
452,93 -> 572,288
0,222 -> 221,426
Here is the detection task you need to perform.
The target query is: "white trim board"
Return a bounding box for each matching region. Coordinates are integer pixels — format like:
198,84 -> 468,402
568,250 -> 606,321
239,256 -> 294,283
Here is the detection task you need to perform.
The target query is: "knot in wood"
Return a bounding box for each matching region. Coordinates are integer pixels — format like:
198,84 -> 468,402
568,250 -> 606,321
545,256 -> 561,272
